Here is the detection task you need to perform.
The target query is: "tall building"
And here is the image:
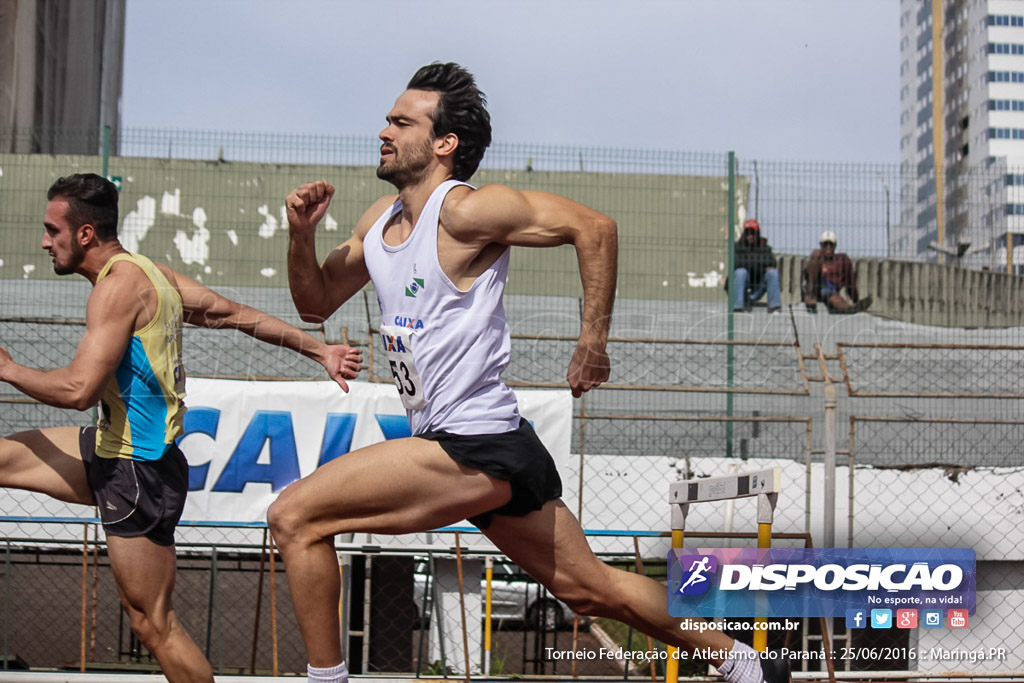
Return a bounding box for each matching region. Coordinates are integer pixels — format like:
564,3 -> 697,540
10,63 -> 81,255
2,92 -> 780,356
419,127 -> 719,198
0,0 -> 125,155
899,0 -> 1024,273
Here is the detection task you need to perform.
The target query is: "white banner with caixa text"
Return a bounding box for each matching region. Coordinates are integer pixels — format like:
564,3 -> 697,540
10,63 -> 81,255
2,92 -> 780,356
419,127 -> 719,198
179,378 -> 572,524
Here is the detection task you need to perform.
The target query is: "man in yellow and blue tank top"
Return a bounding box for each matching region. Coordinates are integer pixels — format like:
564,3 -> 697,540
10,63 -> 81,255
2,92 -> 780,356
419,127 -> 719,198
94,248 -> 187,462
0,174 -> 362,683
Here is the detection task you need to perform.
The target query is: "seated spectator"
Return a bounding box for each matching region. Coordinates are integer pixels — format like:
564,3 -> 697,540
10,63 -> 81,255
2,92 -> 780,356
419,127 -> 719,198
802,230 -> 872,313
731,218 -> 781,313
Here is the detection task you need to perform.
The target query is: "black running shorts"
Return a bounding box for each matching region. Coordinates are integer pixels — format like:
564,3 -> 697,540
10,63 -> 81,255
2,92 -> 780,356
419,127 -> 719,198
416,418 -> 562,529
78,426 -> 189,546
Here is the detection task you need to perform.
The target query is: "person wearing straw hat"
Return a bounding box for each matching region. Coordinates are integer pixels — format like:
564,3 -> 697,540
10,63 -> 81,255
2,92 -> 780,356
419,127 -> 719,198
802,230 -> 872,313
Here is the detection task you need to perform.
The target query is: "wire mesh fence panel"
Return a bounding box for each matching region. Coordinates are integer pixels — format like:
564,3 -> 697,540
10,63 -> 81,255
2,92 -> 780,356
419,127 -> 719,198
840,343 -> 1024,397
0,400 -> 92,440
0,319 -> 86,371
0,539 -> 307,675
735,159 -> 896,261
2,129 -> 1024,676
849,418 -> 1024,553
847,417 -> 1024,674
1,544 -> 107,668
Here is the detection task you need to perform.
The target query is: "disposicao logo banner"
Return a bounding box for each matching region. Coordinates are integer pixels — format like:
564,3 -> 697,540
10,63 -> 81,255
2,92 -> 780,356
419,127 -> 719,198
667,548 -> 975,618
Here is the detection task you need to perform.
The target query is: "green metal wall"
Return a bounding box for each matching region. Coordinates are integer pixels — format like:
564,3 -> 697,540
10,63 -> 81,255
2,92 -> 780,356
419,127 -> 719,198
0,153 -> 745,301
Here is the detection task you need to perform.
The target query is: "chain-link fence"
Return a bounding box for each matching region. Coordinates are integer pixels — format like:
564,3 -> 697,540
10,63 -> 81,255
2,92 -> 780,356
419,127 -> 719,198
0,128 -> 1022,677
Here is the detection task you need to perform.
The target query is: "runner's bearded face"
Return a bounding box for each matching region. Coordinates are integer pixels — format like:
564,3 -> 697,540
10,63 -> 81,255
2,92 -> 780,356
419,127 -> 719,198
377,89 -> 441,188
377,136 -> 434,187
42,199 -> 87,276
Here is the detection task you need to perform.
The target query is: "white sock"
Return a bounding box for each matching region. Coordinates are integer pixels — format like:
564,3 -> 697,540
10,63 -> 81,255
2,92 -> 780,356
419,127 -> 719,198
717,641 -> 763,683
307,661 -> 348,683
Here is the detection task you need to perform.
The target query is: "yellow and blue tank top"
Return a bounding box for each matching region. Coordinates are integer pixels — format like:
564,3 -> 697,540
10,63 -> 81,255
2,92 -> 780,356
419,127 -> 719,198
94,253 -> 186,461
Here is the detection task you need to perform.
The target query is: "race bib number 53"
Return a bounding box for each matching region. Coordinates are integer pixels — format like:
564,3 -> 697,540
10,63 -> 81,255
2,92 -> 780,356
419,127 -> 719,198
380,324 -> 426,410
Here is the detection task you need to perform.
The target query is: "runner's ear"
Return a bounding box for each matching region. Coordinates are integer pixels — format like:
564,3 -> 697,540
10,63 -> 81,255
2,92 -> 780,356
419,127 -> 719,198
435,133 -> 459,161
77,223 -> 98,247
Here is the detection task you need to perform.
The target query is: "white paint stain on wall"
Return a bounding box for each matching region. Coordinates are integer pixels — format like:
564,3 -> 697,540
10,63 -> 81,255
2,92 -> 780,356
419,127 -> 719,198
22,264 -> 35,279
260,267 -> 276,278
687,271 -> 724,288
192,207 -> 207,229
173,228 -> 210,265
324,213 -> 338,231
161,189 -> 181,216
173,207 -> 210,265
121,196 -> 157,253
257,205 -> 277,239
226,230 -> 239,246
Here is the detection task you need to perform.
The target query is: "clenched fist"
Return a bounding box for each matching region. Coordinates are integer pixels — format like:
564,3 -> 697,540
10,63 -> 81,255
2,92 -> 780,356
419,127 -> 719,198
287,181 -> 335,236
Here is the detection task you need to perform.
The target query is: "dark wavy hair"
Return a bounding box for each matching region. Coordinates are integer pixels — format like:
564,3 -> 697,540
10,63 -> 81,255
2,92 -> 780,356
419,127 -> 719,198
47,173 -> 119,241
407,62 -> 492,181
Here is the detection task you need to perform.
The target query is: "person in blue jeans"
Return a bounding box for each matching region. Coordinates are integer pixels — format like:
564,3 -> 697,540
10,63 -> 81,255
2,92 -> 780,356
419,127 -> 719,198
732,218 -> 781,312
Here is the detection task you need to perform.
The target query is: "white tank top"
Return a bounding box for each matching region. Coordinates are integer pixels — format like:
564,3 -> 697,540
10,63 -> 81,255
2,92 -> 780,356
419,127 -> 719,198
363,179 -> 520,435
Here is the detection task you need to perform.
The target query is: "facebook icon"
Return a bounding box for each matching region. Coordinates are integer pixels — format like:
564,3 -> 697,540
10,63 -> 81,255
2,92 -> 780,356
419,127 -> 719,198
845,609 -> 867,629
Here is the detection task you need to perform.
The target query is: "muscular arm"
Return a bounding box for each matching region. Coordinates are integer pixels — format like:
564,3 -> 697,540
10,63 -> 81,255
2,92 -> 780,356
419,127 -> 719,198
443,185 -> 618,397
0,271 -> 138,410
161,266 -> 362,391
286,181 -> 383,323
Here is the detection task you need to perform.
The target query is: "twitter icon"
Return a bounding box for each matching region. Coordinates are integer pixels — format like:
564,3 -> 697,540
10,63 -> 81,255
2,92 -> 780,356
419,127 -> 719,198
870,609 -> 892,629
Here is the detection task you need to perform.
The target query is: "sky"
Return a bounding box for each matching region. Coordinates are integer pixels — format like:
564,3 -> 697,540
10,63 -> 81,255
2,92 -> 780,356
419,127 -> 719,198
121,0 -> 901,164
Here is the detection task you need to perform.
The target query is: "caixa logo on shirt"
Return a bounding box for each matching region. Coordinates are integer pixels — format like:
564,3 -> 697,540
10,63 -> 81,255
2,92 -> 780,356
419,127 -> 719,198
392,315 -> 424,329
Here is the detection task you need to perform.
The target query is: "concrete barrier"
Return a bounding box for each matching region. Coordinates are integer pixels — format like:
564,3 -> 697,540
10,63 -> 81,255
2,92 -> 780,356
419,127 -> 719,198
775,254 -> 1024,328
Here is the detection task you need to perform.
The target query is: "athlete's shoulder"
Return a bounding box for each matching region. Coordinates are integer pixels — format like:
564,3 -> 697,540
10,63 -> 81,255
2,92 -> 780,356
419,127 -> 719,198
440,183 -> 521,223
102,254 -> 152,285
446,182 -> 514,204
88,259 -> 150,322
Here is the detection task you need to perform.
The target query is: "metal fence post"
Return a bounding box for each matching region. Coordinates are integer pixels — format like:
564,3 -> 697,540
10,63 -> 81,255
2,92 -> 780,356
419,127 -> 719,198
206,546 -> 218,670
817,344 -> 838,653
3,540 -> 8,671
726,151 -> 736,457
79,524 -> 89,672
823,378 -> 837,548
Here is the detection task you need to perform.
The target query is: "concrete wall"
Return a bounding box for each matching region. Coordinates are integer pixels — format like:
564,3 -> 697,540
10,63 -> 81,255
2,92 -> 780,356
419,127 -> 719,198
777,254 -> 1024,328
0,153 -> 743,300
4,151 -> 1024,327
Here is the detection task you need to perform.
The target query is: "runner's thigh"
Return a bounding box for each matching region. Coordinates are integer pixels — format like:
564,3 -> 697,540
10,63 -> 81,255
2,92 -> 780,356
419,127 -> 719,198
273,436 -> 512,537
0,426 -> 94,505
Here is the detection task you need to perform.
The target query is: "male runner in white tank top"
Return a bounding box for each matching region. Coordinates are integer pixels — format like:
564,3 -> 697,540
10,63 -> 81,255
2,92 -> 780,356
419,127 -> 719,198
273,63 -> 788,683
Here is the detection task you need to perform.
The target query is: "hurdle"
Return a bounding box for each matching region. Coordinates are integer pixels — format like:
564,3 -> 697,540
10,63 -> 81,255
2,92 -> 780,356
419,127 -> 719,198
665,467 -> 781,683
